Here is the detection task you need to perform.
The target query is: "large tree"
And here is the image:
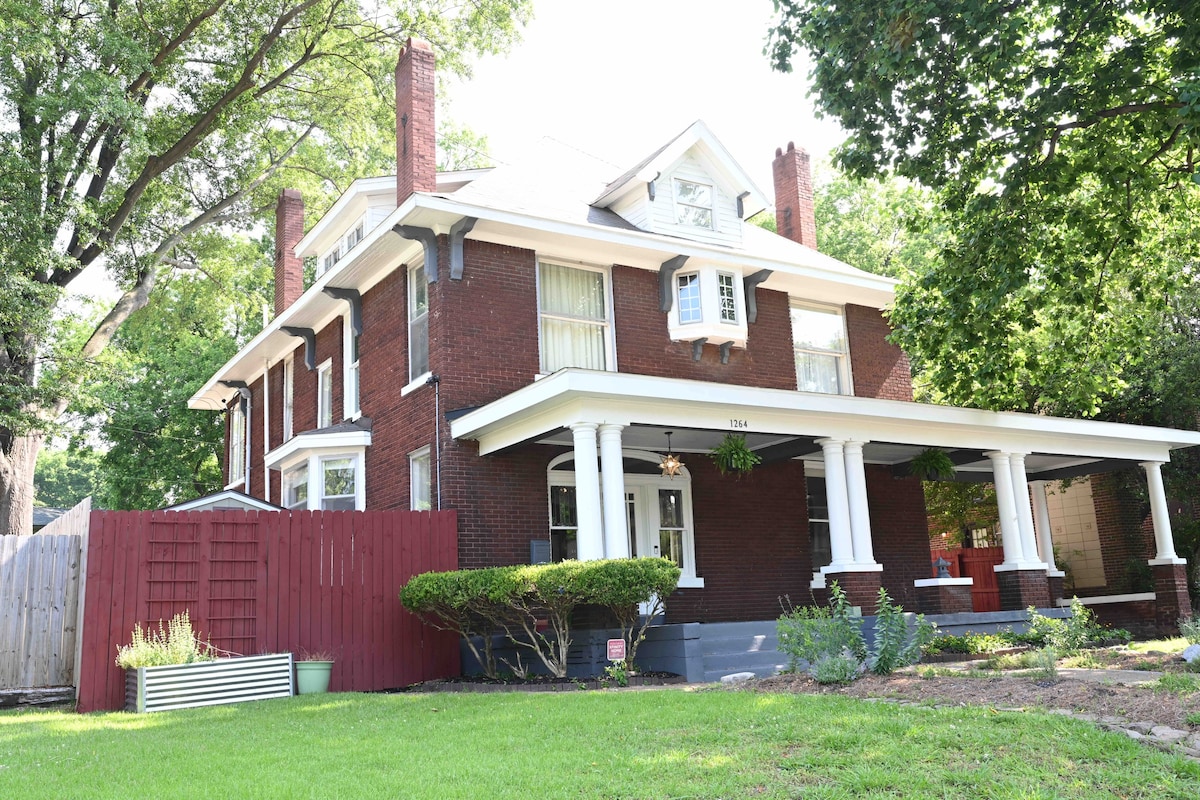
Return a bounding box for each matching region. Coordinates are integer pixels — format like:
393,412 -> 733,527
768,1 -> 1200,415
0,0 -> 530,533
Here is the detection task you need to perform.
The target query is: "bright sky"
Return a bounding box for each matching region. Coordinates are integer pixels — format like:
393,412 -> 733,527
444,0 -> 846,196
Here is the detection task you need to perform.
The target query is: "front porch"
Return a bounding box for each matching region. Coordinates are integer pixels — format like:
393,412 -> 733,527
450,369 -> 1200,629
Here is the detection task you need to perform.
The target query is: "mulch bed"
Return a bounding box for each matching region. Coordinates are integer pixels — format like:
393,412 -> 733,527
405,671 -> 686,693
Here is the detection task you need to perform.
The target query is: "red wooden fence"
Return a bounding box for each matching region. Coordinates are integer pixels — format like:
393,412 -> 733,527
930,547 -> 1005,613
77,509 -> 459,713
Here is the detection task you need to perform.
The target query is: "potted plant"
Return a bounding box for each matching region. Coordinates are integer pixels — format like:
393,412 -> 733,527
709,433 -> 762,477
116,611 -> 294,712
908,447 -> 956,481
295,649 -> 336,694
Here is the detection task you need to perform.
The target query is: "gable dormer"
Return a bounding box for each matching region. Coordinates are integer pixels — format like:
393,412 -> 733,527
593,121 -> 768,248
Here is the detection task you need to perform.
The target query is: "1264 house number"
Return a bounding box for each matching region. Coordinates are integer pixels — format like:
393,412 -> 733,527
730,419 -> 749,429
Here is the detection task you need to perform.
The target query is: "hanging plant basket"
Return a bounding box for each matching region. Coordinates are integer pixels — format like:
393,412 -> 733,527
709,434 -> 762,477
908,447 -> 956,481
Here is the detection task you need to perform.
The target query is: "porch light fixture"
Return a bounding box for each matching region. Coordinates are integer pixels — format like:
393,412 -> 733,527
659,431 -> 684,478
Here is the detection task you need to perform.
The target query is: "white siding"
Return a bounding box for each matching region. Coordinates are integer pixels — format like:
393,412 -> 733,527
611,191 -> 650,230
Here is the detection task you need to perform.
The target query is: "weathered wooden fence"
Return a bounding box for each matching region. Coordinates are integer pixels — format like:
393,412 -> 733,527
931,547 -> 1004,612
77,509 -> 459,713
0,534 -> 83,690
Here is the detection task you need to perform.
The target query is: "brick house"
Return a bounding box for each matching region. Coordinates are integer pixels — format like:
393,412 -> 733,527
191,39 -> 1197,652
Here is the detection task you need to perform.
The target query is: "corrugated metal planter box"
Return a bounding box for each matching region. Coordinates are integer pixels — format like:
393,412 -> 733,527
125,653 -> 295,713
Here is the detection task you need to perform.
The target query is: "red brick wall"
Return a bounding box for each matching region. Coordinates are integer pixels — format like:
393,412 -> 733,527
666,458 -> 810,623
1092,472 -> 1155,593
772,142 -> 818,249
395,40 -> 437,203
845,304 -> 913,401
611,265 -> 796,388
274,189 -> 304,316
865,467 -> 930,609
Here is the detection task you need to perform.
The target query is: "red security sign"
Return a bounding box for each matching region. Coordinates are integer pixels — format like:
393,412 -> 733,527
606,638 -> 626,662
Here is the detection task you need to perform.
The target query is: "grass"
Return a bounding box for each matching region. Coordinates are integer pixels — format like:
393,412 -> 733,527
3,689 -> 1200,799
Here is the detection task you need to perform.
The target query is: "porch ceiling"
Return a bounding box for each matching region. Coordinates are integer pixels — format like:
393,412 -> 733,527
449,369 -> 1200,477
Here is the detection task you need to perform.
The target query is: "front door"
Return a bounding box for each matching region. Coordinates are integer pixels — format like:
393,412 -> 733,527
624,482 -> 690,575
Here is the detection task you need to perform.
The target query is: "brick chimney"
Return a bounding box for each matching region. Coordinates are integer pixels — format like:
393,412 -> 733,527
772,141 -> 818,250
274,188 -> 304,316
396,38 -> 437,205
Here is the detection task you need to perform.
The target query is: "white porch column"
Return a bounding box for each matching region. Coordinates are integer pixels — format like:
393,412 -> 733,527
1009,453 -> 1046,568
570,422 -> 604,561
598,423 -> 629,559
986,451 -> 1025,567
1029,480 -> 1059,572
843,440 -> 877,566
816,438 -> 854,570
1141,461 -> 1182,563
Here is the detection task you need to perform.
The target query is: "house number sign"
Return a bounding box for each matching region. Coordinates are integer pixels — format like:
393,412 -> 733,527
730,419 -> 749,429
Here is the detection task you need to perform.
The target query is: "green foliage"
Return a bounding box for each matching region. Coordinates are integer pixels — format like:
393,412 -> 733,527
1016,599 -> 1112,654
868,588 -> 935,676
400,558 -> 681,679
114,611 -> 212,669
906,448 -> 955,481
602,660 -> 629,688
708,434 -> 762,477
776,584 -> 866,676
811,652 -> 862,685
1028,647 -> 1059,682
33,447 -> 103,509
923,481 -> 998,545
922,631 -> 1013,656
768,1 -> 1200,416
1179,616 -> 1200,645
1155,673 -> 1200,695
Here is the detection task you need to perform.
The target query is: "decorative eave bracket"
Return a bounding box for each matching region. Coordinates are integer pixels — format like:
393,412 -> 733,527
218,380 -> 251,408
659,255 -> 690,312
743,269 -> 772,324
394,224 -> 439,282
280,326 -> 317,371
691,338 -> 707,361
322,287 -> 363,336
448,216 -> 477,280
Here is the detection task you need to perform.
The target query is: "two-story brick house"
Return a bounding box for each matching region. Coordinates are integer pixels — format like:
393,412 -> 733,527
191,39 -> 1198,639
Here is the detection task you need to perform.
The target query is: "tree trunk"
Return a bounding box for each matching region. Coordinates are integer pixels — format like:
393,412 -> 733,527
0,432 -> 43,535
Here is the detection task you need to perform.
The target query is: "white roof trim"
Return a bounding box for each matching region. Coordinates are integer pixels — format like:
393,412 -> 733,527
165,490 -> 282,512
264,428 -> 372,471
295,176 -> 396,257
450,369 -> 1200,462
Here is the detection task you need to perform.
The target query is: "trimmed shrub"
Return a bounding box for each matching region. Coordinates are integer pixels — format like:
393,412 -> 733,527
400,558 -> 682,679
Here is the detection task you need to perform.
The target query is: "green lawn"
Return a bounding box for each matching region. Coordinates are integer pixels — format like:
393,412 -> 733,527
2,688 -> 1198,799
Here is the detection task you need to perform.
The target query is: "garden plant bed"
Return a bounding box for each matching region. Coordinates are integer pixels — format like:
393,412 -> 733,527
408,671 -> 686,693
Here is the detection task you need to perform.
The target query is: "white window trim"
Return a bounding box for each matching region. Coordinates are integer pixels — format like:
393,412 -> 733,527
546,449 -> 702,587
672,177 -> 715,230
227,401 -> 246,487
282,354 -> 294,441
790,300 -> 853,396
535,258 -> 617,374
409,446 -> 432,511
316,359 -> 333,429
717,271 -> 739,324
408,263 -> 429,383
276,446 -> 367,511
676,272 -> 702,325
665,264 -> 748,349
342,311 -> 360,420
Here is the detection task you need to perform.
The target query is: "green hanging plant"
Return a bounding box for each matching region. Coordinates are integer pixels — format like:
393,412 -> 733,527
908,447 -> 956,481
709,434 -> 762,476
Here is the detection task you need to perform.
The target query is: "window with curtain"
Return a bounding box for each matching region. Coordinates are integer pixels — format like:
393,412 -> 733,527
229,402 -> 246,483
537,261 -> 610,373
790,302 -> 850,394
409,447 -> 431,511
282,356 -> 294,441
317,361 -> 333,428
409,264 -> 429,381
343,313 -> 359,419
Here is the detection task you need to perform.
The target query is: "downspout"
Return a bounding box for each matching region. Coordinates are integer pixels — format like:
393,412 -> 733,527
427,373 -> 441,510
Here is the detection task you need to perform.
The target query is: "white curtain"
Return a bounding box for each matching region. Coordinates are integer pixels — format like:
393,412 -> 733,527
539,263 -> 607,372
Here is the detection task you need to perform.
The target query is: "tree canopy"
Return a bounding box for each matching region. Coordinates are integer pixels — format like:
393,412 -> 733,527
0,0 -> 531,531
768,1 -> 1200,415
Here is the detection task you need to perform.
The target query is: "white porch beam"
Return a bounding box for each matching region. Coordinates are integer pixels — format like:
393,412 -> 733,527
987,451 -> 1025,568
599,423 -> 630,559
816,438 -> 855,570
1030,480 -> 1060,573
1009,453 -> 1047,568
1142,460 -> 1184,564
570,423 -> 605,561
844,440 -> 877,567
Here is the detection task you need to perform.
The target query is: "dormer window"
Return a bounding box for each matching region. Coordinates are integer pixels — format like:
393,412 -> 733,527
673,179 -> 713,228
676,273 -> 702,324
321,248 -> 341,275
317,220 -> 366,277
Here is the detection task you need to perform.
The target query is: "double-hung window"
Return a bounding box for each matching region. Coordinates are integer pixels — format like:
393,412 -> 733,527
408,264 -> 429,382
229,402 -> 246,484
343,313 -> 360,419
282,355 -> 294,441
317,360 -> 333,428
320,457 -> 356,510
676,273 -> 702,324
409,447 -> 432,511
717,272 -> 738,324
790,302 -> 851,395
537,261 -> 611,373
283,463 -> 309,509
673,178 -> 714,228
